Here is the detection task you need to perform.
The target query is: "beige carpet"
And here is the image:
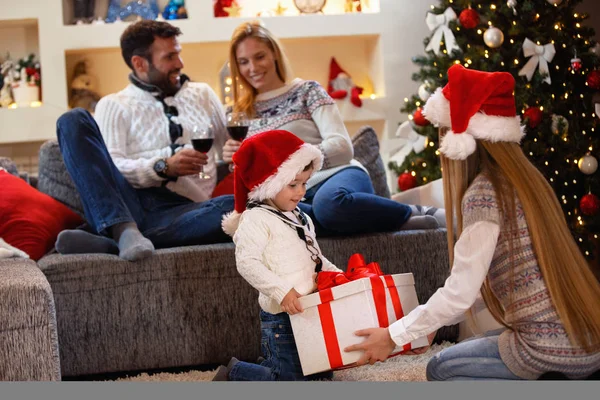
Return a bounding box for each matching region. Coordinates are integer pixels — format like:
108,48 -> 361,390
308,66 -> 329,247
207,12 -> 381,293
116,342 -> 453,382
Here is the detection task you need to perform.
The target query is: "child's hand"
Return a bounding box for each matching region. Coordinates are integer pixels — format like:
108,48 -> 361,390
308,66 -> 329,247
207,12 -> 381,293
280,288 -> 303,315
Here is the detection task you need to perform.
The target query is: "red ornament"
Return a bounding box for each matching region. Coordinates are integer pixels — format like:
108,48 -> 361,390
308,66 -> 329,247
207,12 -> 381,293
580,193 -> 600,216
413,107 -> 430,127
523,107 -> 543,129
570,57 -> 582,72
587,70 -> 600,90
398,172 -> 417,192
459,8 -> 480,29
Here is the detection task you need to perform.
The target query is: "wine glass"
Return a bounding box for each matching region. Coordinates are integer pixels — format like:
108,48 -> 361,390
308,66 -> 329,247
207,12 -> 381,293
191,125 -> 214,180
226,112 -> 250,142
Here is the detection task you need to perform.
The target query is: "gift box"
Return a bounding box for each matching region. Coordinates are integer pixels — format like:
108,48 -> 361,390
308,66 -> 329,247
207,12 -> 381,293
290,270 -> 429,376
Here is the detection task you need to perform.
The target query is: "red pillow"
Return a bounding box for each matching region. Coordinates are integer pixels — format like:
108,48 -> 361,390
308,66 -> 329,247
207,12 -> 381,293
0,170 -> 83,260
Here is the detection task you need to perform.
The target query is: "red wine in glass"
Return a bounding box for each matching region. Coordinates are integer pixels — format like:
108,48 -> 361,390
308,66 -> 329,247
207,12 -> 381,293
192,138 -> 214,153
227,126 -> 249,141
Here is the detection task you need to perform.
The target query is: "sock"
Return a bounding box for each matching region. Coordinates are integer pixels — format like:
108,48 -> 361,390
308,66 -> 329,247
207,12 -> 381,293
399,215 -> 439,231
409,205 -> 446,228
55,229 -> 119,255
110,222 -> 155,261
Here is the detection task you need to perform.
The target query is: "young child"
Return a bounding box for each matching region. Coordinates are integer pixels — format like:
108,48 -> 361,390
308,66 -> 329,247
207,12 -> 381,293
214,129 -> 344,381
344,65 -> 600,380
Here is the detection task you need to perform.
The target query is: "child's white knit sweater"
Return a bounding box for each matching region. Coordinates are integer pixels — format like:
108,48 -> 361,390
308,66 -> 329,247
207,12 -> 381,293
233,207 -> 343,315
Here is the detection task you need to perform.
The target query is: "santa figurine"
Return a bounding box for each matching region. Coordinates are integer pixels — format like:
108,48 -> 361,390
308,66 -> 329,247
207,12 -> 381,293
327,57 -> 363,108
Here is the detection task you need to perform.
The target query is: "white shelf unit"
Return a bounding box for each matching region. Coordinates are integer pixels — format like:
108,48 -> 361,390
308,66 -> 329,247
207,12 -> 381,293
0,0 -> 434,190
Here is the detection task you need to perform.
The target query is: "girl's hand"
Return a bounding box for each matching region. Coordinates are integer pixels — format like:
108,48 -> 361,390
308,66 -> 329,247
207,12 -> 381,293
343,327 -> 396,366
401,331 -> 437,355
222,139 -> 242,164
280,288 -> 303,315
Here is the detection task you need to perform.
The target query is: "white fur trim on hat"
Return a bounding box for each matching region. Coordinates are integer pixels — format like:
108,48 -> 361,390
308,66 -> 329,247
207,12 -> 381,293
422,88 -> 451,128
468,112 -> 525,144
439,131 -> 477,160
221,210 -> 240,237
248,143 -> 323,202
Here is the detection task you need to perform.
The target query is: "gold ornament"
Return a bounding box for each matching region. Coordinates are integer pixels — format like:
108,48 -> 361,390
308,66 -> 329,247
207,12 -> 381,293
224,3 -> 242,17
274,2 -> 288,16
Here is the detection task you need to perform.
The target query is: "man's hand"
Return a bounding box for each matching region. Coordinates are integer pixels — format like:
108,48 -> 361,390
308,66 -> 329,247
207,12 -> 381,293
222,139 -> 242,164
280,288 -> 303,315
343,328 -> 396,366
166,149 -> 208,177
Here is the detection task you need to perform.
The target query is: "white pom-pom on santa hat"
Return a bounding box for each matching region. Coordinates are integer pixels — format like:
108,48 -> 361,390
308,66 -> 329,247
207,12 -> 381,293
423,64 -> 524,160
221,130 -> 323,236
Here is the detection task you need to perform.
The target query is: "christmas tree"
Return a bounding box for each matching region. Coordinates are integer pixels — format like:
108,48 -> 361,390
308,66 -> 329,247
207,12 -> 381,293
389,0 -> 600,259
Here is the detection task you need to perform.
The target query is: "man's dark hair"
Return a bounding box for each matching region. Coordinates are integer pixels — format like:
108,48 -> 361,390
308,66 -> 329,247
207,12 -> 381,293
120,20 -> 182,70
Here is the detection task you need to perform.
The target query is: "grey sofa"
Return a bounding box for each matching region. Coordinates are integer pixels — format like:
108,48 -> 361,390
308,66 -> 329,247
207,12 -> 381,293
0,133 -> 457,381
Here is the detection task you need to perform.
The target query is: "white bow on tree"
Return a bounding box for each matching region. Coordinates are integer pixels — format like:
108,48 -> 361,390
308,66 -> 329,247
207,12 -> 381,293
388,121 -> 428,166
425,7 -> 461,56
518,38 -> 556,84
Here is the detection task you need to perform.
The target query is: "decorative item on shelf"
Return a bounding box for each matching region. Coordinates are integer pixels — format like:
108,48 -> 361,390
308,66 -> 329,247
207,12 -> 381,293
551,114 -> 569,135
578,153 -> 598,175
459,7 -> 479,29
223,1 -> 243,17
294,0 -> 327,14
6,54 -> 41,107
507,0 -> 518,15
483,26 -> 504,49
518,38 -> 556,84
273,1 -> 288,16
586,70 -> 600,90
523,106 -> 543,129
344,0 -> 362,13
425,7 -> 460,56
162,0 -> 187,20
69,60 -> 101,114
397,172 -> 417,192
219,62 -> 233,106
0,58 -> 16,107
214,0 -> 233,17
106,0 -> 159,23
546,0 -> 563,6
73,0 -> 96,24
327,57 -> 363,108
580,193 -> 599,216
412,107 -> 430,127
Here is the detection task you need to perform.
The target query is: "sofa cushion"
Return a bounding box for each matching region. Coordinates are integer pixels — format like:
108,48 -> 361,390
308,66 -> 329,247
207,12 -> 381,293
0,170 -> 84,261
0,157 -> 19,176
352,126 -> 391,198
37,140 -> 84,217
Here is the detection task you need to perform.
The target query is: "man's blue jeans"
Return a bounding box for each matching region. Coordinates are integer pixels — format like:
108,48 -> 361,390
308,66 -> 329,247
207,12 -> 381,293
56,108 -> 234,248
426,328 -> 523,381
298,167 -> 412,237
228,311 -> 333,381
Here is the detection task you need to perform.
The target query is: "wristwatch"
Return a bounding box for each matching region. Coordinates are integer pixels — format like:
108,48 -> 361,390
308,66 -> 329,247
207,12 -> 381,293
153,158 -> 169,179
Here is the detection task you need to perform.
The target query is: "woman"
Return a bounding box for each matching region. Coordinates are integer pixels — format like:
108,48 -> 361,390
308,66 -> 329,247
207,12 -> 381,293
344,65 -> 600,380
221,21 -> 443,236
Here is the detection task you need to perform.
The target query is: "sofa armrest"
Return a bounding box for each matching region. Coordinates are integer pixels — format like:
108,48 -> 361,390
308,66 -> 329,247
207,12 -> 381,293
0,259 -> 61,381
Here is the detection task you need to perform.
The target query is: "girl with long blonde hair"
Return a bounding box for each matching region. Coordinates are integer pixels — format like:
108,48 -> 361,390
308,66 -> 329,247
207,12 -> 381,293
345,65 -> 600,380
218,21 -> 444,236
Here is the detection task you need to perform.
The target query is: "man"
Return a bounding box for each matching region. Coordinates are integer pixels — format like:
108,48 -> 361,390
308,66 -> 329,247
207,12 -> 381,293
55,20 -> 234,261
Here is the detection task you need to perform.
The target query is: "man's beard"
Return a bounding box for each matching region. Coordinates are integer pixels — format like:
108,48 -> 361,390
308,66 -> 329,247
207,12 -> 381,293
147,63 -> 181,97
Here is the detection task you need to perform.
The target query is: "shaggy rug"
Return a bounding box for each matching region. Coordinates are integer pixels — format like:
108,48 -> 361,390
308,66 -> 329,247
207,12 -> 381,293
116,342 -> 453,382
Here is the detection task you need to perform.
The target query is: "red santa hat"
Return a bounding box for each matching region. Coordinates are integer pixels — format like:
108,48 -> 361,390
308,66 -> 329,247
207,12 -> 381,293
328,57 -> 348,94
422,64 -> 525,160
221,130 -> 323,236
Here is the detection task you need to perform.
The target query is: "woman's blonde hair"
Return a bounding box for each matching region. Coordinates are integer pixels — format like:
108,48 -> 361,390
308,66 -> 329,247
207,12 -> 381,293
441,128 -> 600,353
229,21 -> 292,118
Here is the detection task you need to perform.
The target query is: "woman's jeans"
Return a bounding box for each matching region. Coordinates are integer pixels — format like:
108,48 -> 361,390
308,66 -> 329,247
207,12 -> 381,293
426,328 -> 523,381
298,167 -> 412,237
56,108 -> 234,248
228,311 -> 333,381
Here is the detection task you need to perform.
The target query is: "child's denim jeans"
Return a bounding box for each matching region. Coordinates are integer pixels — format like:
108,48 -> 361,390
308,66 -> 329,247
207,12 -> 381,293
228,310 -> 333,381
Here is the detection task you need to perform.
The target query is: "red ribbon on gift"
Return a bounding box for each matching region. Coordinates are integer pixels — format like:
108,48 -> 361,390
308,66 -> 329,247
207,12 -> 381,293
316,254 -> 411,370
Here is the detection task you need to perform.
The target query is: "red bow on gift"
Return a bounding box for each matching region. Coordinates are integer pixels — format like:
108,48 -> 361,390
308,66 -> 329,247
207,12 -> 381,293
316,254 -> 384,291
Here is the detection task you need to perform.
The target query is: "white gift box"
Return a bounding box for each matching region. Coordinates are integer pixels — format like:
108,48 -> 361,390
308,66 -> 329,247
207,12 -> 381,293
290,273 -> 429,376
